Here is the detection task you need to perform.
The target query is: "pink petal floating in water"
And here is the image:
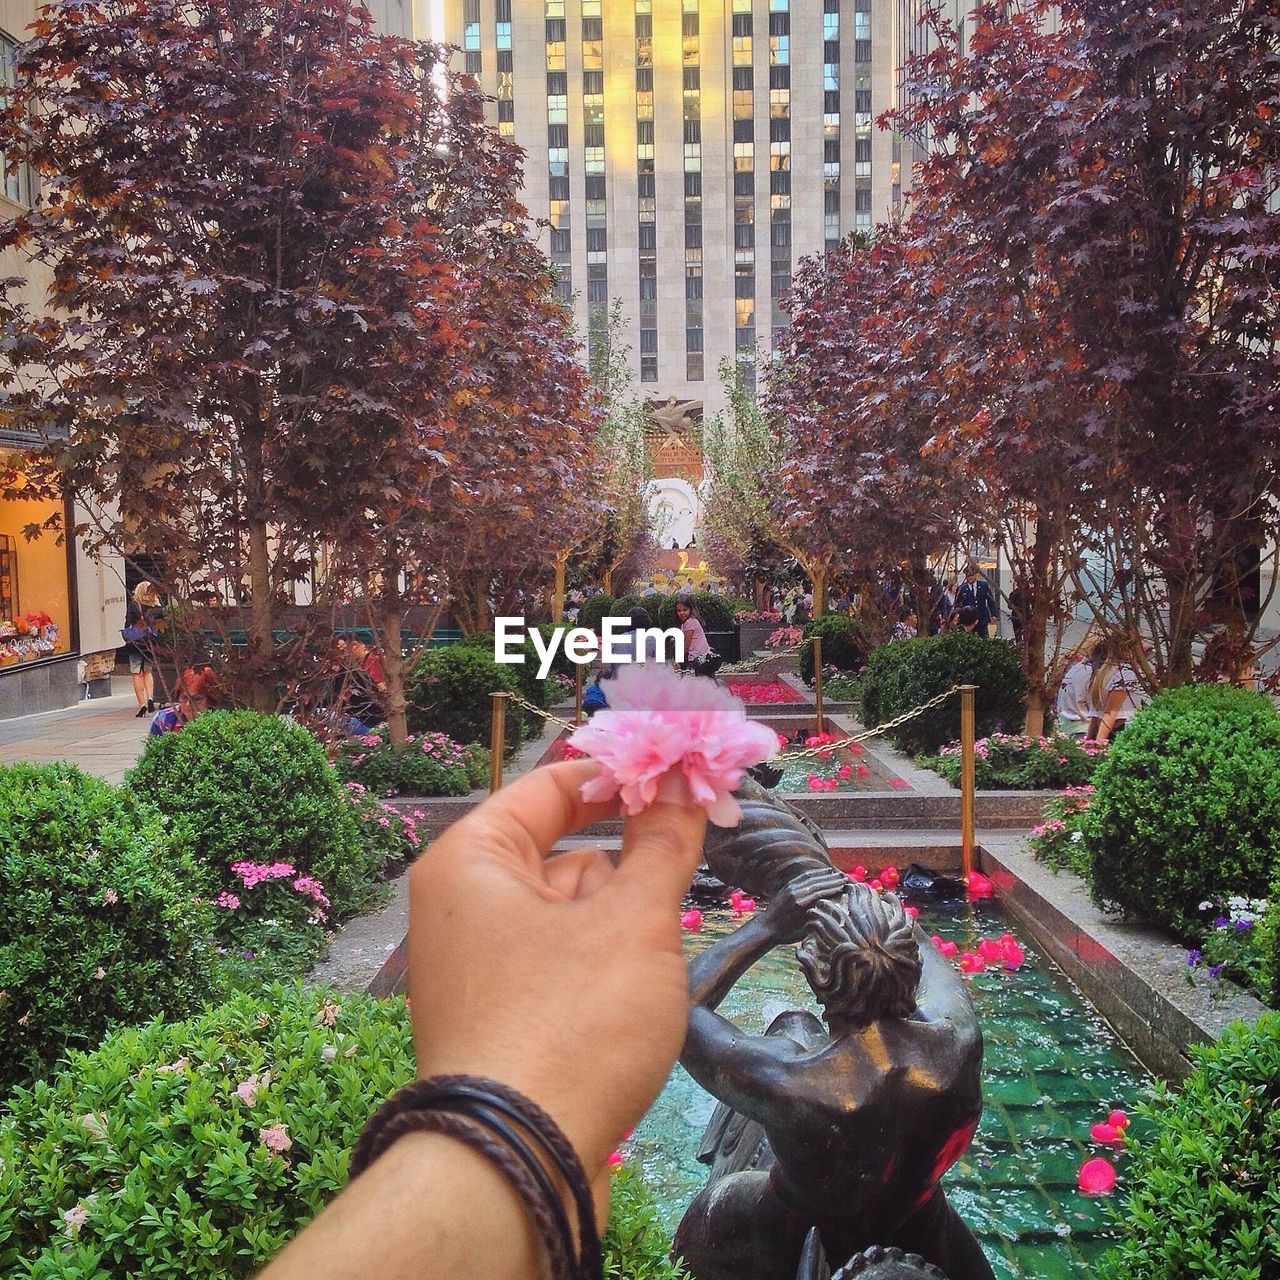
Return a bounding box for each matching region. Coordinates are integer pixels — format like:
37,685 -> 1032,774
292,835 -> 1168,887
680,908 -> 703,931
1108,1110 -> 1129,1130
837,764 -> 853,779
1089,1122 -> 1121,1146
850,865 -> 867,881
1078,1157 -> 1116,1195
966,871 -> 994,899
738,896 -> 756,912
904,905 -> 919,921
1001,941 -> 1025,970
855,763 -> 870,778
958,951 -> 985,973
977,938 -> 1005,963
869,878 -> 884,892
932,935 -> 958,958
882,866 -> 900,888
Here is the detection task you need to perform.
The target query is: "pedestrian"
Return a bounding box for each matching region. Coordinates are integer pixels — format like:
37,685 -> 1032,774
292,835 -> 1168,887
952,564 -> 998,636
926,579 -> 952,636
674,594 -> 719,677
1054,647 -> 1096,738
1087,638 -> 1145,744
122,580 -> 162,717
148,666 -> 216,735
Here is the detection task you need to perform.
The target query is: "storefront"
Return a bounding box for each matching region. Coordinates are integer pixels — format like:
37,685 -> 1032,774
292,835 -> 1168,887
0,441 -> 123,718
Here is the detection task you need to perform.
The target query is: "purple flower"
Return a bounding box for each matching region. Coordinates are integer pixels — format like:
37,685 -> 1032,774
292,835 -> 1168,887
1233,918 -> 1252,930
1185,949 -> 1201,966
1212,915 -> 1229,928
241,949 -> 254,959
1207,963 -> 1223,979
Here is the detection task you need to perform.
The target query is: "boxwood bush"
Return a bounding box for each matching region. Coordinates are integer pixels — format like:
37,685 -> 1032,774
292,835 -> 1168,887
604,1165 -> 688,1279
458,628 -> 555,733
127,711 -> 376,919
1095,1012 -> 1280,1280
859,632 -> 1027,755
0,762 -> 216,1094
1085,684 -> 1280,936
797,613 -> 870,683
333,728 -> 486,797
0,984 -> 414,1279
577,593 -> 619,634
407,643 -> 523,755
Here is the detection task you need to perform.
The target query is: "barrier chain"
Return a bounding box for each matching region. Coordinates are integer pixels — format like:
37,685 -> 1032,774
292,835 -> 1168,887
782,683 -> 966,761
500,681 -> 965,763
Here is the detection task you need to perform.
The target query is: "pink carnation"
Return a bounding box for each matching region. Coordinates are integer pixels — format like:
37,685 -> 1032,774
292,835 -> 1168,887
214,891 -> 240,910
259,1123 -> 292,1154
567,664 -> 778,826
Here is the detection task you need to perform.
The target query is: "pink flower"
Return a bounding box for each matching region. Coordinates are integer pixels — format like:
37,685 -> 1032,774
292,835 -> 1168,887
101,888 -> 119,905
259,1123 -> 292,1154
1001,941 -> 1024,970
568,664 -> 778,827
1077,1156 -> 1116,1195
966,871 -> 994,899
1108,1109 -> 1129,1130
315,1000 -> 341,1026
236,1075 -> 262,1106
888,776 -> 910,789
214,891 -> 240,910
680,908 -> 703,931
977,938 -> 1005,964
958,952 -> 985,973
855,763 -> 870,778
850,864 -> 867,881
1089,1121 -> 1122,1146
62,1203 -> 89,1232
904,905 -> 919,921
607,1150 -> 623,1169
881,866 -> 900,888
932,935 -> 958,958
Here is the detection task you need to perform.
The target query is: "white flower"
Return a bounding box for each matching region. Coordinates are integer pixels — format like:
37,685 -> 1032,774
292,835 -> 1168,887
320,1044 -> 337,1063
1071,831 -> 1084,844
62,1203 -> 89,1234
1197,901 -> 1214,912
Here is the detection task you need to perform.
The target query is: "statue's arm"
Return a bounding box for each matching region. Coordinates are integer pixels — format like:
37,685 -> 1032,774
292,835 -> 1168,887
687,913 -> 778,1011
682,1007 -> 801,1123
681,913 -> 801,1121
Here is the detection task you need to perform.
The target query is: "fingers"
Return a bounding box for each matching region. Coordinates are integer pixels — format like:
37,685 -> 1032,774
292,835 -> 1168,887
609,799 -> 707,906
542,846 -> 615,899
460,760 -> 620,864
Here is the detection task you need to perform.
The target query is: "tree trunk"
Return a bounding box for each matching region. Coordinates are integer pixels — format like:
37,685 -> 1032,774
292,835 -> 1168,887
754,578 -> 767,612
602,563 -> 614,596
1019,515 -> 1057,738
382,594 -> 407,751
246,517 -> 274,711
809,561 -> 828,615
551,550 -> 569,619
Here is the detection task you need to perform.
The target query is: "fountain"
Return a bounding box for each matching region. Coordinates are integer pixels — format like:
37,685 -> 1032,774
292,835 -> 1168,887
673,780 -> 996,1280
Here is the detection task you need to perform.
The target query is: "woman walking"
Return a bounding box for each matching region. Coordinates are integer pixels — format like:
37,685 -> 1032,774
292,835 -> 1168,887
122,581 -> 161,718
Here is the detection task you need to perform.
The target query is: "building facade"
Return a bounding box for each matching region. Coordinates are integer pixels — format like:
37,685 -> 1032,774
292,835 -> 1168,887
439,0 -> 902,421
0,0 -> 126,717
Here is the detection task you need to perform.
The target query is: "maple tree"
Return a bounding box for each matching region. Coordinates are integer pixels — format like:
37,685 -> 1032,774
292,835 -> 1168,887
0,1 -> 595,730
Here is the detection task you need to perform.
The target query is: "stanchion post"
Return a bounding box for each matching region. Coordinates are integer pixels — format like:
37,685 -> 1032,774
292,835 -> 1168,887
574,662 -> 584,725
812,636 -> 823,734
489,691 -> 508,794
960,684 -> 977,882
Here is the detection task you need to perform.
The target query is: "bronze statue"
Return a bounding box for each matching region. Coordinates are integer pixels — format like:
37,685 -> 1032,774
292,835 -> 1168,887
674,786 -> 994,1280
796,1231 -> 952,1280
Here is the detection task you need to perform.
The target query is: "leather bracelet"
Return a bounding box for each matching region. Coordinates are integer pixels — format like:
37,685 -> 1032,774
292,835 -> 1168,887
349,1074 -> 602,1280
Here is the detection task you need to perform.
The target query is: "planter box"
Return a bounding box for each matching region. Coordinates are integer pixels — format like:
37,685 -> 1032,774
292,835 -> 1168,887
738,621 -> 780,654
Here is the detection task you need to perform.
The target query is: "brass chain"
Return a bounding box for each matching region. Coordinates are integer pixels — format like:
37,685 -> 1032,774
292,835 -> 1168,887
784,683 -> 966,760
500,680 -> 966,764
502,690 -> 580,733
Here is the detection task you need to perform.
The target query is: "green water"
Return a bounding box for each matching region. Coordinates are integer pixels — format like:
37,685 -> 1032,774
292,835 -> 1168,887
625,902 -> 1149,1278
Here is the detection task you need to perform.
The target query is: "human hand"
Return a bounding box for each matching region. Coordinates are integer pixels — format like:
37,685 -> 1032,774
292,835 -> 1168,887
764,865 -> 850,943
406,759 -> 706,1215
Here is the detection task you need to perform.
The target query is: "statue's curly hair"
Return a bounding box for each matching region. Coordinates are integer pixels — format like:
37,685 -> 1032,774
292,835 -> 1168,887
796,883 -> 921,1025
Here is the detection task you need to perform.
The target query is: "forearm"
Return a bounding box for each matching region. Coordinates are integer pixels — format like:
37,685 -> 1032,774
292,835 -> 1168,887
687,914 -> 778,1010
258,1132 -> 543,1280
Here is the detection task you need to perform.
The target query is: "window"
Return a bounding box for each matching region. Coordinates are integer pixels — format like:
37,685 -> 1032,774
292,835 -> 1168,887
734,171 -> 754,195
465,51 -> 482,75
686,353 -> 704,381
685,272 -> 703,300
587,278 -> 608,303
686,327 -> 703,353
640,276 -> 657,301
685,224 -> 702,249
733,66 -> 753,90
642,356 -> 658,382
637,172 -> 655,197
639,223 -> 657,251
684,171 -> 702,196
735,274 -> 754,298
641,329 -> 658,354
550,227 -> 571,255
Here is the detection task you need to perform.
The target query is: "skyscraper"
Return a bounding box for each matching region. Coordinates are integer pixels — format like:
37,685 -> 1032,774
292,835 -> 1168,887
440,1 -> 901,419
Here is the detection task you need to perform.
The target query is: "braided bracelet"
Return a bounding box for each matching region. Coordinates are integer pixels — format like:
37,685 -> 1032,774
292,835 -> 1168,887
349,1075 -> 603,1280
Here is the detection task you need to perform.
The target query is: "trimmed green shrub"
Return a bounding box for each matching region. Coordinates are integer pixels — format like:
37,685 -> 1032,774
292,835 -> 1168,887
604,1165 -> 688,1279
652,592 -> 736,633
1028,785 -> 1095,878
0,762 -> 217,1093
1095,1013 -> 1280,1280
407,643 -> 523,755
577,593 -> 619,634
797,613 -> 870,683
859,632 -> 1027,755
127,711 -> 376,919
920,732 -> 1101,790
459,628 -> 555,735
333,728 -> 484,797
1085,684 -> 1280,936
0,984 -> 414,1279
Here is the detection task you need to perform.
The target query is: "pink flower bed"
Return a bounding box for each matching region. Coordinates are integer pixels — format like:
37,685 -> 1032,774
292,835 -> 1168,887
723,677 -> 804,704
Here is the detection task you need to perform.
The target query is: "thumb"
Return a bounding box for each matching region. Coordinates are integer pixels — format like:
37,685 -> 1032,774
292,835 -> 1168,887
610,799 -> 707,906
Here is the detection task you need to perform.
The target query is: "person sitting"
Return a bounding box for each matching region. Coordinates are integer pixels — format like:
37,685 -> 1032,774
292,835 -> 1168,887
148,667 -> 216,735
675,594 -> 719,677
952,606 -> 980,633
1087,637 -> 1145,743
1054,647 -> 1096,738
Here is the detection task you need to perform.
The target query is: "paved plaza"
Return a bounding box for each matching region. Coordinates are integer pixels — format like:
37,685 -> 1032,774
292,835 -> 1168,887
0,675 -> 150,783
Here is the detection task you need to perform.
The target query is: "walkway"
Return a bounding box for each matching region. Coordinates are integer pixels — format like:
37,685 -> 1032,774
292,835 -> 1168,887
0,675 -> 150,783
